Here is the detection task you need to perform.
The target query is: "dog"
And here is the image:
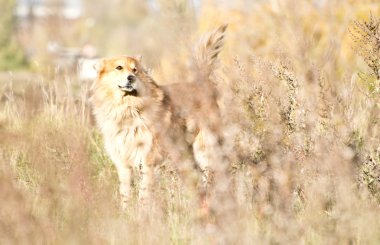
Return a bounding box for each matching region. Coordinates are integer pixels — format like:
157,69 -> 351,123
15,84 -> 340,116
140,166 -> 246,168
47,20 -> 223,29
90,25 -> 228,208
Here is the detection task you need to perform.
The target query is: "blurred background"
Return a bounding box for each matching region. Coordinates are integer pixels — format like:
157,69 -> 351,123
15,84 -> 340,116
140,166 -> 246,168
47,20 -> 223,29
3,0 -> 379,75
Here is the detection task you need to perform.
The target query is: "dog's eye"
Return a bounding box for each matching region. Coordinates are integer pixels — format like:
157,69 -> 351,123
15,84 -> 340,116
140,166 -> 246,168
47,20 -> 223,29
115,66 -> 123,70
132,67 -> 137,73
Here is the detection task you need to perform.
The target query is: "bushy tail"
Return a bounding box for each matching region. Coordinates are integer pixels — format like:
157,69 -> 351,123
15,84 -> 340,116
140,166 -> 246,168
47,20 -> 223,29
193,24 -> 228,78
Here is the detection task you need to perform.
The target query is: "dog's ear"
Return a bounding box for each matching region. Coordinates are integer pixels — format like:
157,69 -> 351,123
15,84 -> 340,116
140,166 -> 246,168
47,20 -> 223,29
133,55 -> 142,63
93,59 -> 104,72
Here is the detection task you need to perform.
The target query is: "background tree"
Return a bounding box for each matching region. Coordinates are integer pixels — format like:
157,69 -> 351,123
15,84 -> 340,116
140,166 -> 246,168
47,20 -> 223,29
0,0 -> 27,70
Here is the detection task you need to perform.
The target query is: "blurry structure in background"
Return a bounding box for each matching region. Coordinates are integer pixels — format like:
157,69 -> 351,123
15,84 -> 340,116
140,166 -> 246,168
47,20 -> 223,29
14,0 -> 85,72
47,41 -> 98,75
16,0 -> 82,19
77,57 -> 97,81
77,43 -> 98,81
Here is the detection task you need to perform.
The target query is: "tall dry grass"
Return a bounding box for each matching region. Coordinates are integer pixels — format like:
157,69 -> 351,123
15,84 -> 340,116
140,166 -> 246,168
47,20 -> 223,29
1,0 -> 380,244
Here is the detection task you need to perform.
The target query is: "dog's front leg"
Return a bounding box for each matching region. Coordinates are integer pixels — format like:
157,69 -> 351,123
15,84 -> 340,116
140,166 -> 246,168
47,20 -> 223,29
115,164 -> 133,210
138,162 -> 154,203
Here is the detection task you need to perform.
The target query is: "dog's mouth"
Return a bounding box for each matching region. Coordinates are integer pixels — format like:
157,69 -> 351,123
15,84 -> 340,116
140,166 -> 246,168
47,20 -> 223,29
118,85 -> 137,96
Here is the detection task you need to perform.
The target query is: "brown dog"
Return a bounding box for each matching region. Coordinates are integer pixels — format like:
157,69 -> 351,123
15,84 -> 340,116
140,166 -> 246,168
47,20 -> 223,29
90,25 -> 227,208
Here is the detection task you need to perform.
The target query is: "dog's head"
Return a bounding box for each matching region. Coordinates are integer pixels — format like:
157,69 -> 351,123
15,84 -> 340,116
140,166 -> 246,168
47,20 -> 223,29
94,56 -> 147,97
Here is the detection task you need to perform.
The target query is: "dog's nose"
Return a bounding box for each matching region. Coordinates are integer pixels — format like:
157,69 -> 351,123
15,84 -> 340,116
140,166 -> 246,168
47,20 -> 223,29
127,75 -> 135,82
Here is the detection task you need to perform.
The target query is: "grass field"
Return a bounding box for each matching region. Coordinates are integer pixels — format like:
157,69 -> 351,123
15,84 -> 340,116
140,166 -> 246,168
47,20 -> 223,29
1,1 -> 380,244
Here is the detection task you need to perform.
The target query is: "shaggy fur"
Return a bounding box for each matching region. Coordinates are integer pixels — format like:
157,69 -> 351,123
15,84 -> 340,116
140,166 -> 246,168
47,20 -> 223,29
90,25 -> 227,207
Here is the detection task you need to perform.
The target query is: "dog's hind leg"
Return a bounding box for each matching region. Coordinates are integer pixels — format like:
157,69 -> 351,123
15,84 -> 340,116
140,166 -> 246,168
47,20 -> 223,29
193,130 -> 213,190
193,129 -> 217,218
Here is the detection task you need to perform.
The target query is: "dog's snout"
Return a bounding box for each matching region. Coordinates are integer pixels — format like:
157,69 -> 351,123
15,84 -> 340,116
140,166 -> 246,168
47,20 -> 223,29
127,75 -> 135,82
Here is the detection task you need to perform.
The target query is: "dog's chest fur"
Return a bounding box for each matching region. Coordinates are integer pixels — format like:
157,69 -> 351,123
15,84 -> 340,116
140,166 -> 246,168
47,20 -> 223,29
94,100 -> 156,167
